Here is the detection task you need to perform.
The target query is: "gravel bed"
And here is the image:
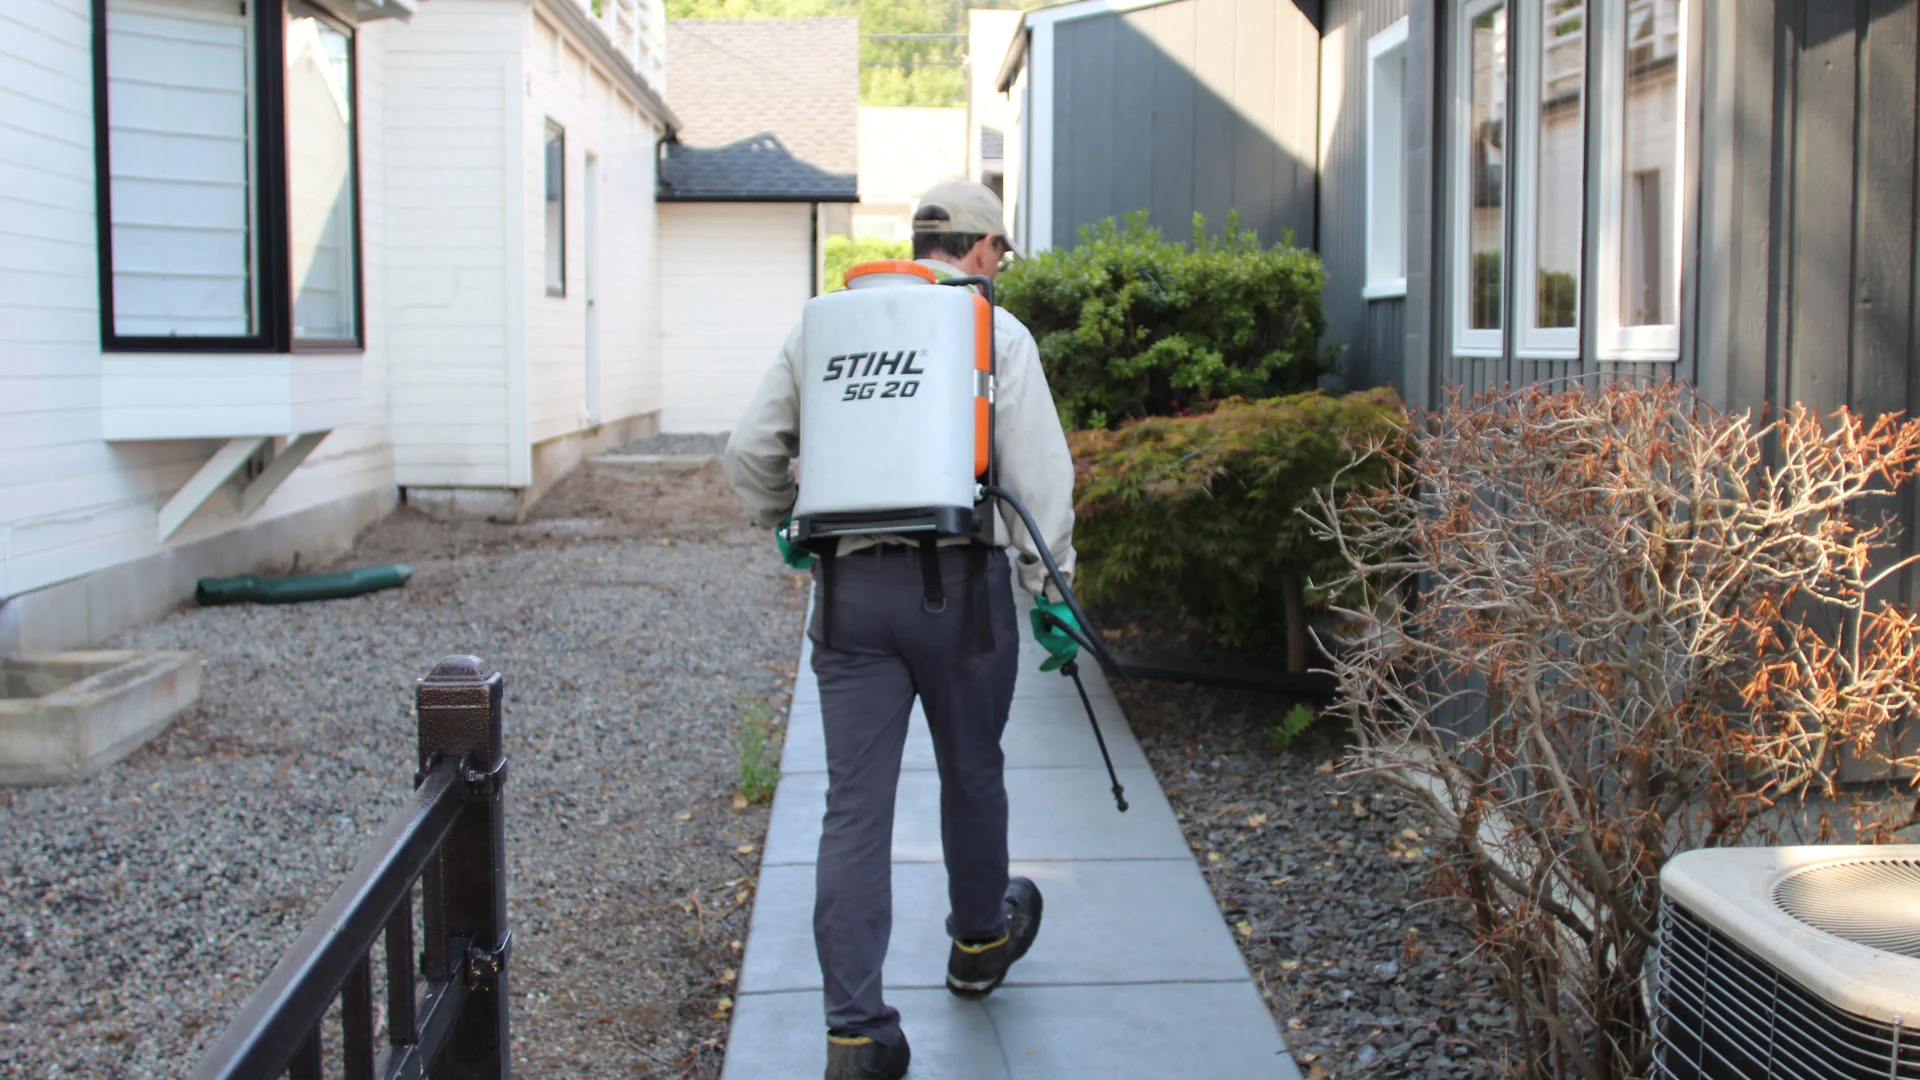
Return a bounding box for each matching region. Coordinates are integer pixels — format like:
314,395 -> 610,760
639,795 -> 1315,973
0,461 -> 808,1079
1118,679 -> 1519,1079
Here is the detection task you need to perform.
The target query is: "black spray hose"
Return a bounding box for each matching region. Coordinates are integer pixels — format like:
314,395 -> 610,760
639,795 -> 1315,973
983,484 -> 1129,813
981,485 -> 1125,676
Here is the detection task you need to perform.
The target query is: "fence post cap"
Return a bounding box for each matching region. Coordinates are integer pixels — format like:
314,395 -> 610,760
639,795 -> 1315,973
419,655 -> 495,685
415,655 -> 503,770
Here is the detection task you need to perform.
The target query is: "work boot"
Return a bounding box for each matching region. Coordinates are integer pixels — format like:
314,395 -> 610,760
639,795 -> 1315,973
946,876 -> 1043,999
824,1030 -> 910,1080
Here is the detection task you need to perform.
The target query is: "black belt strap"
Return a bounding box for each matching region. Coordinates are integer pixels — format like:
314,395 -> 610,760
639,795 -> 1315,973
818,547 -> 837,648
918,535 -> 947,613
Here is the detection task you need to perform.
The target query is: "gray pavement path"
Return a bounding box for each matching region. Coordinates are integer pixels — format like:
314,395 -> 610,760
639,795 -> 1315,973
723,591 -> 1303,1079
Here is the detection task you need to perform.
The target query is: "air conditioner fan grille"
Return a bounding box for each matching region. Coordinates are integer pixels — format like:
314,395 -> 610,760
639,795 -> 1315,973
1654,896 -> 1920,1078
1773,858 -> 1920,958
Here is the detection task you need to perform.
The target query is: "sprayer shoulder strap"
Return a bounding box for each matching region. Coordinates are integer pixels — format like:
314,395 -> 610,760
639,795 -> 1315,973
818,548 -> 837,649
968,543 -> 993,653
918,536 -> 946,613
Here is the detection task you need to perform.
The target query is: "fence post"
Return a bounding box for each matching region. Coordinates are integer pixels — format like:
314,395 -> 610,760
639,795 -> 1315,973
415,655 -> 510,1079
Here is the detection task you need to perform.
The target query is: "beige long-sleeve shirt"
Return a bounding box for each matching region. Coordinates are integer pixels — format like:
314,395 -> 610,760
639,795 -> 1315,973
722,258 -> 1077,598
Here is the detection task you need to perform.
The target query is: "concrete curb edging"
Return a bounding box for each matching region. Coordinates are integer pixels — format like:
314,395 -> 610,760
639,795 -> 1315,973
0,650 -> 202,786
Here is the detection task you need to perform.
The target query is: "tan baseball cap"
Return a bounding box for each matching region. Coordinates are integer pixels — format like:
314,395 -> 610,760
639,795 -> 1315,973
912,178 -> 1020,255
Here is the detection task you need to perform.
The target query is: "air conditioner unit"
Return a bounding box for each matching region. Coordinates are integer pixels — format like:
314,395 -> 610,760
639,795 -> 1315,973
1654,845 -> 1920,1079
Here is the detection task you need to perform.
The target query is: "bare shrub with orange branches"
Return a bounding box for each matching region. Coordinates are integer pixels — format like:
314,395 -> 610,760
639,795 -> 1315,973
1308,381 -> 1920,1079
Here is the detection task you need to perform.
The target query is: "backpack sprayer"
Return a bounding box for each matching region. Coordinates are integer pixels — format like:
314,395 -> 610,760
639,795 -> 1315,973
785,260 -> 1130,813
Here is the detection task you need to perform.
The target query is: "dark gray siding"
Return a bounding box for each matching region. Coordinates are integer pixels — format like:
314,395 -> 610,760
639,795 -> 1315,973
1356,296 -> 1405,390
1406,0 -> 1920,420
1696,0 -> 1920,429
1319,0 -> 1409,390
1050,0 -> 1320,250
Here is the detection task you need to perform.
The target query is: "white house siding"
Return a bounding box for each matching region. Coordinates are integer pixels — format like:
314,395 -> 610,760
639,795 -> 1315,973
523,1 -> 665,451
385,0 -> 522,488
658,201 -> 811,434
0,0 -> 397,610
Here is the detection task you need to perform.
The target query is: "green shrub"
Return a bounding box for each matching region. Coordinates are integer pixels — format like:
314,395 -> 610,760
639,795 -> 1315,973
823,235 -> 910,293
1067,389 -> 1406,656
997,211 -> 1334,429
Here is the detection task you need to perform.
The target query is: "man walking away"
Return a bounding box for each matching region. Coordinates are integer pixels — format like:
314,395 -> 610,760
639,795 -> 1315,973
723,178 -> 1082,1080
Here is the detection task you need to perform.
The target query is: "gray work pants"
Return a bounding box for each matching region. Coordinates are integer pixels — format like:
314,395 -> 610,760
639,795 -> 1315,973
809,544 -> 1019,1043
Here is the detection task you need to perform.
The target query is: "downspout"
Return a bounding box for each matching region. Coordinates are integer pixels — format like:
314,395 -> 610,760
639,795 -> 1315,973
810,202 -> 820,296
654,127 -> 678,197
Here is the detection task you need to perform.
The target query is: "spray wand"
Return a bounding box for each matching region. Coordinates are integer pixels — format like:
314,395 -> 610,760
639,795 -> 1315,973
983,485 -> 1129,813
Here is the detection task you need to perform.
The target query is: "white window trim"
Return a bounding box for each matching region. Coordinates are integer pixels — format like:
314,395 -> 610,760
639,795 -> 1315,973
1451,0 -> 1506,359
1595,0 -> 1686,361
1365,17 -> 1411,302
1511,0 -> 1583,359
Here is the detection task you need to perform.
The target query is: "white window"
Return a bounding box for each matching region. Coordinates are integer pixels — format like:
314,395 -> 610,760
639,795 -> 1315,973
544,121 -> 566,297
1513,0 -> 1585,356
97,0 -> 362,350
1449,0 -> 1686,363
1365,18 -> 1410,300
1597,0 -> 1685,359
1451,0 -> 1507,357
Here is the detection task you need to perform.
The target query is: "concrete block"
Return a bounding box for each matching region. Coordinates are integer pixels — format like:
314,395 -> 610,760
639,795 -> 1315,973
0,487 -> 391,655
587,453 -> 713,470
0,650 -> 201,786
402,487 -> 528,524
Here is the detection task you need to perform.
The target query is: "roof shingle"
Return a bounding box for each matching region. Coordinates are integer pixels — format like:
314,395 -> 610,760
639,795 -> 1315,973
659,18 -> 859,202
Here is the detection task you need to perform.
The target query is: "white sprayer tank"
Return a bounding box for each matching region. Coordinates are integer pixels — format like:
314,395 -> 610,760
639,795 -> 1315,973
792,261 -> 993,540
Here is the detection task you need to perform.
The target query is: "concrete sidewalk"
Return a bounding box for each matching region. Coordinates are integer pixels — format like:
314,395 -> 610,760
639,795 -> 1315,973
723,593 -> 1302,1079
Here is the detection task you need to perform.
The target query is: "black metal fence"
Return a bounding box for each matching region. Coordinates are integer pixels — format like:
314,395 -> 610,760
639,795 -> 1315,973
189,655 -> 511,1080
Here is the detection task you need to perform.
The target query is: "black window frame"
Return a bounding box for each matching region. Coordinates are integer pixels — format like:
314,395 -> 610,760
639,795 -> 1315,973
91,0 -> 366,354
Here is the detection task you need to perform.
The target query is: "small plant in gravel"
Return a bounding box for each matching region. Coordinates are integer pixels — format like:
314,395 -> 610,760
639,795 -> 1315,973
1267,704 -> 1318,751
735,699 -> 781,807
1311,381 -> 1920,1079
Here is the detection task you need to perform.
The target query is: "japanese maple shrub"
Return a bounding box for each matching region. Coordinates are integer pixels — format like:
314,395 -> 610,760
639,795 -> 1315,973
1067,389 -> 1406,666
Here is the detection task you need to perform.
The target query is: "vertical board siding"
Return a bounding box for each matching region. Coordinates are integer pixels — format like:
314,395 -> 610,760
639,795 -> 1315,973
1787,1 -> 1860,414
1143,1 -> 1199,237
658,202 -> 811,434
1049,0 -> 1320,250
1707,0 -> 1920,430
1360,297 -> 1407,389
1853,0 -> 1917,421
1321,0 -> 1410,389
